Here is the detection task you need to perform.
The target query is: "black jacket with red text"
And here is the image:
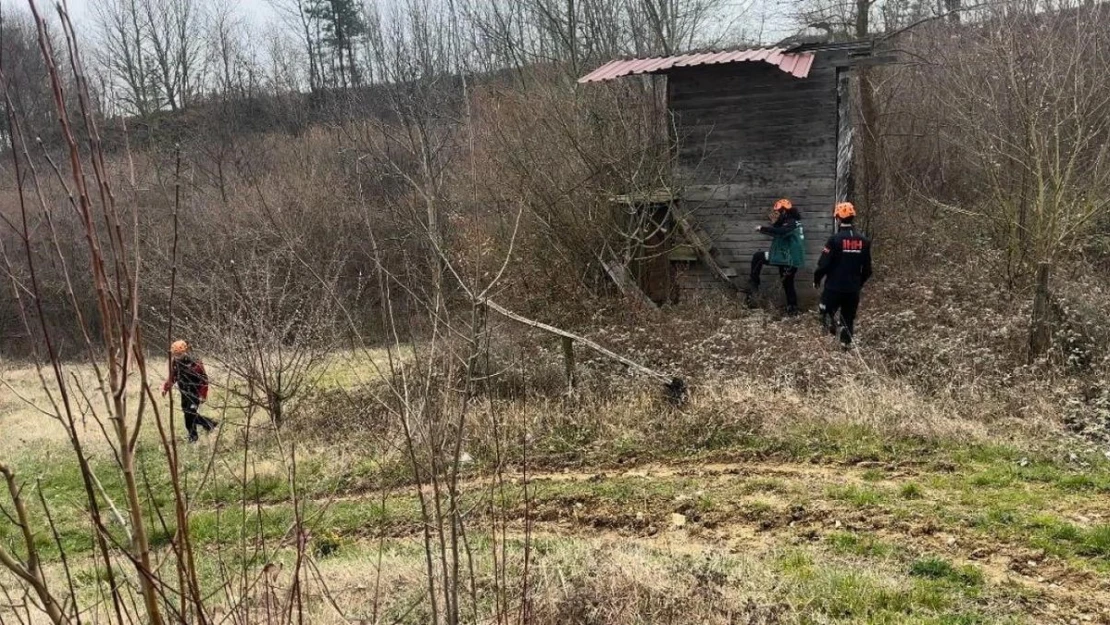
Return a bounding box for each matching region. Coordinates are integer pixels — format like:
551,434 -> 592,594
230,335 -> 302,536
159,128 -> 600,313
814,226 -> 873,294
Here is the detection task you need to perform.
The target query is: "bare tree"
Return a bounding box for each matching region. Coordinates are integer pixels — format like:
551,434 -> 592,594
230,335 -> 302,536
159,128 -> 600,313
634,0 -> 732,55
93,0 -> 156,115
468,0 -> 733,81
205,0 -> 257,99
935,1 -> 1110,278
263,25 -> 309,94
792,0 -> 894,230
141,0 -> 204,110
360,0 -> 463,295
2,1 -> 168,619
270,0 -> 324,92
0,7 -> 56,140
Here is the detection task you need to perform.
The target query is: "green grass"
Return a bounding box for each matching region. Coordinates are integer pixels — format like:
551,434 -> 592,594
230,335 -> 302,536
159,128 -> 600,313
7,437 -> 1110,578
12,351 -> 1110,623
295,537 -> 1025,624
862,468 -> 887,482
201,472 -> 290,504
826,531 -> 896,558
909,557 -> 984,588
4,398 -> 1110,613
1079,524 -> 1110,556
38,531 -> 1025,625
741,499 -> 775,517
776,548 -> 815,579
3,444 -> 1093,623
1028,516 -> 1110,559
973,504 -> 1022,529
826,484 -> 889,507
900,482 -> 924,499
963,460 -> 1110,494
781,552 -> 995,623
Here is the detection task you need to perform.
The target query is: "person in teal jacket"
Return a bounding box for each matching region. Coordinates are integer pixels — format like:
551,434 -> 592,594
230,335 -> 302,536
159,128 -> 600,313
747,198 -> 805,315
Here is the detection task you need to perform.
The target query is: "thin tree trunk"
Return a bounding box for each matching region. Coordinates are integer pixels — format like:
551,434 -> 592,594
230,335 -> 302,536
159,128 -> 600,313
1028,262 -> 1052,363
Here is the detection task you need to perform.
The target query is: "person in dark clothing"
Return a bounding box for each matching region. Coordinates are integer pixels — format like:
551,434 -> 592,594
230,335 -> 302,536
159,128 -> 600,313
813,202 -> 873,348
748,198 -> 805,315
162,340 -> 218,443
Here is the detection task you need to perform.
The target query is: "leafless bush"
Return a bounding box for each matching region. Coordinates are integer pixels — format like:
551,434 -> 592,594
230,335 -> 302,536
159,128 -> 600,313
0,8 -> 58,141
1,1 -> 184,620
462,72 -> 676,310
194,249 -> 340,429
884,1 -> 1110,283
0,4 -> 356,623
1052,277 -> 1110,375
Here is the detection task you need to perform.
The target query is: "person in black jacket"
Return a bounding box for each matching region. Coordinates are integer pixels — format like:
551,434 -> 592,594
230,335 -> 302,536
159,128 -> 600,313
162,340 -> 218,442
813,202 -> 873,348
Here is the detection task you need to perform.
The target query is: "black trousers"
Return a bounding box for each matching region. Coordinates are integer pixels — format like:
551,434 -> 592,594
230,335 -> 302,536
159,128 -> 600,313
820,290 -> 861,345
181,393 -> 216,441
749,252 -> 798,310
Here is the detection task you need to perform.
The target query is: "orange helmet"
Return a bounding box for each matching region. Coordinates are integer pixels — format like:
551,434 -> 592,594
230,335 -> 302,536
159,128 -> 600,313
773,198 -> 793,212
170,340 -> 189,357
834,202 -> 856,219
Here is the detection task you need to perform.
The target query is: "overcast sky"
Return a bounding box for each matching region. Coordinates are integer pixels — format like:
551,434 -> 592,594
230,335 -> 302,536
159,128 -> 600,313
65,0 -> 281,29
56,0 -> 798,64
61,0 -> 795,44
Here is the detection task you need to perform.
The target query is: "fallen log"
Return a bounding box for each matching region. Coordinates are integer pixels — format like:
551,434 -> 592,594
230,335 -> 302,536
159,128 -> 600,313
482,298 -> 687,401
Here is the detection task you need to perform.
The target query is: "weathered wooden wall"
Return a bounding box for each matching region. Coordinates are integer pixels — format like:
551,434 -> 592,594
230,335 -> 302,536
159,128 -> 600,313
668,53 -> 844,297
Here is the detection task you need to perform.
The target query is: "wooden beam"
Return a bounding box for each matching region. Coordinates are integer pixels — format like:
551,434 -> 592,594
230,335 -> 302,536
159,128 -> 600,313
599,255 -> 658,309
668,244 -> 698,262
672,213 -> 742,292
834,55 -> 898,68
610,189 -> 676,206
562,336 -> 576,392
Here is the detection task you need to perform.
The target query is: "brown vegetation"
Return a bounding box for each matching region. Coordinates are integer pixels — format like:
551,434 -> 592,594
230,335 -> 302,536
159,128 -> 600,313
1,0 -> 1110,623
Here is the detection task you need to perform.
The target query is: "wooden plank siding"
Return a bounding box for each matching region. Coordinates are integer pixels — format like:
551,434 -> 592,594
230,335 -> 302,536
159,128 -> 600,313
667,53 -> 846,301
836,70 -> 855,203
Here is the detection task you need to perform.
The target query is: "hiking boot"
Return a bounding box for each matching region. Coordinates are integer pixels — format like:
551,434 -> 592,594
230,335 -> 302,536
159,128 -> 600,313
818,306 -> 835,335
785,305 -> 800,317
839,327 -> 853,348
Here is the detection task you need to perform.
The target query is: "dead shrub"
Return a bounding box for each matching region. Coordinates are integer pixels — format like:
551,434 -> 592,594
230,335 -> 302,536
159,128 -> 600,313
1052,280 -> 1110,375
290,385 -> 393,443
529,545 -> 784,625
1062,383 -> 1110,446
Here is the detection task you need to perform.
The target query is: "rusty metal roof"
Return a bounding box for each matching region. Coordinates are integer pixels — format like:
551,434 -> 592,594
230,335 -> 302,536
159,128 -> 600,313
578,47 -> 816,83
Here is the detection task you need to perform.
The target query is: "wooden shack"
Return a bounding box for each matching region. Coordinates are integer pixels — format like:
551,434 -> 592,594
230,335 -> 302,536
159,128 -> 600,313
580,42 -> 875,305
